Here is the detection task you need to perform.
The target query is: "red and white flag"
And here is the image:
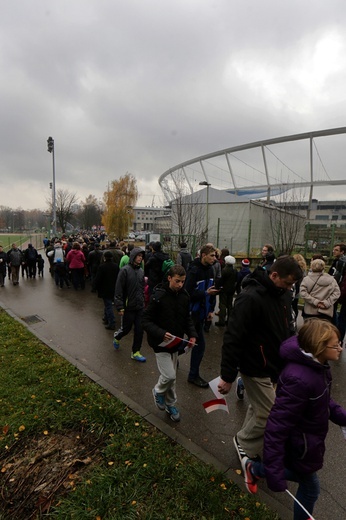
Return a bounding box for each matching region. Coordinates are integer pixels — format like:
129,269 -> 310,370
203,398 -> 228,414
159,336 -> 184,349
202,376 -> 229,414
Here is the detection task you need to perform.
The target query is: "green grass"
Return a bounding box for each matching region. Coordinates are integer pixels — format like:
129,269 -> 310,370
0,308 -> 279,519
0,234 -> 36,250
0,233 -> 45,252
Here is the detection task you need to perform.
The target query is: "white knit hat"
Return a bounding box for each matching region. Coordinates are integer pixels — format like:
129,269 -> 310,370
224,255 -> 236,265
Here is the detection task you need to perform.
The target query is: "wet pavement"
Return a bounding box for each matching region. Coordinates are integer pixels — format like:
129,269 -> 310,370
1,267 -> 346,519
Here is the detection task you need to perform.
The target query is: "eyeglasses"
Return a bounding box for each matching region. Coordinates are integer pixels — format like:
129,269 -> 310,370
326,342 -> 343,350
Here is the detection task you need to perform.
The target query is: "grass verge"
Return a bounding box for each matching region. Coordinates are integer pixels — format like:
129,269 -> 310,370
0,308 -> 279,519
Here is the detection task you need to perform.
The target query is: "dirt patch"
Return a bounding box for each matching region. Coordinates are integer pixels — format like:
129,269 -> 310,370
0,430 -> 104,519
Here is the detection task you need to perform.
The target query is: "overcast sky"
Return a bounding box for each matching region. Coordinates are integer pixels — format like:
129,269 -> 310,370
1,0 -> 346,211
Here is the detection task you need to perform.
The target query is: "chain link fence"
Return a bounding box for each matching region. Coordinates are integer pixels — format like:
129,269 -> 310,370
159,222 -> 345,264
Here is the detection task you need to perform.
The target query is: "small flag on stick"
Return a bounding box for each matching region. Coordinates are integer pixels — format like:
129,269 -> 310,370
159,335 -> 195,354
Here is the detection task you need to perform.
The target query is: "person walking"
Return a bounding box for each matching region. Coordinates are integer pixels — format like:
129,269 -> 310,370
93,251 -> 119,331
144,241 -> 170,295
88,242 -> 103,285
185,244 -> 220,388
215,255 -> 237,327
24,243 -> 38,278
300,258 -> 340,322
102,241 -> 124,267
66,242 -> 86,290
47,241 -> 71,289
291,254 -> 307,319
236,258 -> 251,294
113,247 -> 146,362
242,319 -> 346,520
7,244 -> 23,286
218,256 -> 303,461
37,254 -> 45,277
203,249 -> 222,333
142,265 -> 197,422
328,242 -> 346,277
0,245 -> 7,287
259,244 -> 276,270
176,242 -> 193,271
119,243 -> 134,268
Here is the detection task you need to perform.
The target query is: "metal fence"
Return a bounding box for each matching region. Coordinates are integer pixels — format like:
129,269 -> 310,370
159,222 -> 344,263
303,223 -> 346,258
0,233 -> 45,252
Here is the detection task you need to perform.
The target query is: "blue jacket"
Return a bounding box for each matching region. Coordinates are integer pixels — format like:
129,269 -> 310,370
184,258 -> 215,320
264,335 -> 346,492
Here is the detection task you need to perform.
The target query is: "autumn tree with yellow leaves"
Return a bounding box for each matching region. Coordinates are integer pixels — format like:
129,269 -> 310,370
102,173 -> 138,239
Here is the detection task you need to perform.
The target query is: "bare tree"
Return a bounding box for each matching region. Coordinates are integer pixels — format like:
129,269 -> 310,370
46,189 -> 78,234
169,173 -> 206,248
268,189 -> 306,255
78,194 -> 102,230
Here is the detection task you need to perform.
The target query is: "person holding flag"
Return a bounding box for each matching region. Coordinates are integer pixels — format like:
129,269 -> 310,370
142,265 -> 197,422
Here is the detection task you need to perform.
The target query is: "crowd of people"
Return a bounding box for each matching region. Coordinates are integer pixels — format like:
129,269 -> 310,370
2,234 -> 346,519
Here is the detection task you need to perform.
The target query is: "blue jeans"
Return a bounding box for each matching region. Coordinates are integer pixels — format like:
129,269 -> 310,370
103,298 -> 115,327
252,461 -> 320,520
188,315 -> 206,380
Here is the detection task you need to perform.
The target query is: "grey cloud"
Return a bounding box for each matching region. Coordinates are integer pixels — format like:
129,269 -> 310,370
1,0 -> 346,209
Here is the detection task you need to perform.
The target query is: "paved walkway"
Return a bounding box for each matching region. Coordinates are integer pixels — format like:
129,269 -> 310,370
1,272 -> 346,519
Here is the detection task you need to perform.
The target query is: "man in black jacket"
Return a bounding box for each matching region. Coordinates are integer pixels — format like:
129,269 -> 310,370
88,242 -> 103,286
142,265 -> 197,422
93,251 -> 119,330
218,256 -> 302,463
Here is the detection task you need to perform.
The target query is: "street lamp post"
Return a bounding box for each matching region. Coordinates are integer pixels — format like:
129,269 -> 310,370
47,136 -> 57,237
199,181 -> 211,242
126,206 -> 132,235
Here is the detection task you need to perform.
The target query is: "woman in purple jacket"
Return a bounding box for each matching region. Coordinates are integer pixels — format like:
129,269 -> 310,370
242,318 -> 346,520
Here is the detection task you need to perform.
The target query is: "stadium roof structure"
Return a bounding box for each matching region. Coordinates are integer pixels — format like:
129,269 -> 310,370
158,127 -> 346,212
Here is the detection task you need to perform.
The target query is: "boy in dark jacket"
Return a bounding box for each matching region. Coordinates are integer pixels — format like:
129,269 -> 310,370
142,265 -> 197,422
113,248 -> 146,362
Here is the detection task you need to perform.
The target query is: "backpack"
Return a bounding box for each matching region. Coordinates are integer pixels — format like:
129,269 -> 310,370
27,247 -> 37,261
179,251 -> 192,270
162,258 -> 175,280
10,250 -> 22,266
